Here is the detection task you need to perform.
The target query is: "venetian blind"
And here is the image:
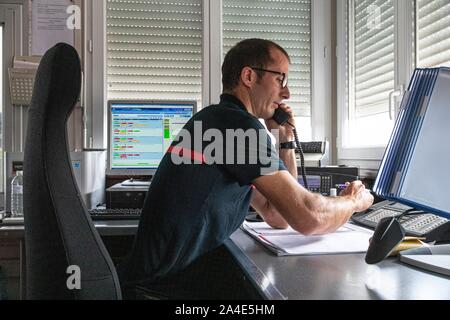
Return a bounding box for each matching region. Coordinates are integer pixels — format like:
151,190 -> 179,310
222,0 -> 311,117
417,0 -> 450,67
106,0 -> 202,104
353,0 -> 395,118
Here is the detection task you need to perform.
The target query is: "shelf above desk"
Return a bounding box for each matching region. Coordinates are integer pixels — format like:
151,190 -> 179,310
0,220 -> 139,238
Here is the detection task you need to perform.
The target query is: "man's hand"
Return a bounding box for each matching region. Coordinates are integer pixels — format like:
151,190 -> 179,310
339,181 -> 374,212
265,103 -> 296,143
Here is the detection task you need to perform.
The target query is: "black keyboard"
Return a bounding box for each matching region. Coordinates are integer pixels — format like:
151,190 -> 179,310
88,208 -> 142,220
351,200 -> 449,239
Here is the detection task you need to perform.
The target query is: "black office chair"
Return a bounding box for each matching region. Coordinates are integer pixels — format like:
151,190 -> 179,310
22,43 -> 122,299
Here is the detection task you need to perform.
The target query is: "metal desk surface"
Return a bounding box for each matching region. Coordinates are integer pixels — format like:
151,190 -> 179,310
227,228 -> 450,300
2,220 -> 449,300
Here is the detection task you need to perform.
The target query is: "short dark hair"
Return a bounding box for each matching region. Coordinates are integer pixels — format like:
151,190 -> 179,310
222,38 -> 290,91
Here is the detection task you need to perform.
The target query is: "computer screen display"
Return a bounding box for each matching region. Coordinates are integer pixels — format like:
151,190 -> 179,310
107,100 -> 196,176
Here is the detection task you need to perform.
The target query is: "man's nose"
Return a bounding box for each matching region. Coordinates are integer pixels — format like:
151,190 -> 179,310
281,86 -> 290,100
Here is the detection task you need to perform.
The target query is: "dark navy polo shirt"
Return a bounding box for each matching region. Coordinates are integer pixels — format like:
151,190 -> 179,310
119,94 -> 287,285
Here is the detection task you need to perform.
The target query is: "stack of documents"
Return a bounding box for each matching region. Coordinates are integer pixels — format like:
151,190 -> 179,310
242,221 -> 373,256
373,67 -> 450,217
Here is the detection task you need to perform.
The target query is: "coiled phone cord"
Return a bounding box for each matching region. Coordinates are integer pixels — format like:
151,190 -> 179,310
287,122 -> 308,190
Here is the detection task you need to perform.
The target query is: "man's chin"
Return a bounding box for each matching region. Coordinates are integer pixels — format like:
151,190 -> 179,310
264,113 -> 274,121
269,108 -> 277,118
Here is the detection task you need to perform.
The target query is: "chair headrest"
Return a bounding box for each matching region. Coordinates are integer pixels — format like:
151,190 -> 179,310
30,43 -> 81,119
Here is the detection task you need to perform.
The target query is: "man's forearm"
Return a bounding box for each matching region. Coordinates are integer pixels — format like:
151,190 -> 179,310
306,193 -> 357,234
250,147 -> 297,228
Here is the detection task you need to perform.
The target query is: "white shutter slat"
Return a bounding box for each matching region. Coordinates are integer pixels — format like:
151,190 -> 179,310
355,67 -> 394,94
418,26 -> 450,50
355,58 -> 394,82
223,0 -> 311,118
224,0 -> 310,12
417,0 -> 450,68
107,91 -> 201,101
355,101 -> 391,118
356,83 -> 394,106
106,0 -> 202,103
355,44 -> 394,75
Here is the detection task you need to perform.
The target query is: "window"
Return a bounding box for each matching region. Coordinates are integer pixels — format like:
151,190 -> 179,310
338,0 -> 450,172
0,25 -> 3,195
346,0 -> 396,148
339,3 -> 425,166
106,0 -> 203,106
0,4 -> 22,209
222,0 -> 312,140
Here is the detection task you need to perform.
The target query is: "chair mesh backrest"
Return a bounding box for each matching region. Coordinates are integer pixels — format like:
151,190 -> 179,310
23,43 -> 122,299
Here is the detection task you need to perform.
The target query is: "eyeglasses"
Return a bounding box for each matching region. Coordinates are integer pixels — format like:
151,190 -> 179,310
250,67 -> 288,88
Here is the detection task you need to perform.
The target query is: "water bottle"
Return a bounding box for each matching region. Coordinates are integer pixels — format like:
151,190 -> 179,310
11,171 -> 23,217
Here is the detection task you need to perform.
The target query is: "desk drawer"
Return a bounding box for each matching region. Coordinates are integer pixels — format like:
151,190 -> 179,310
0,239 -> 21,300
0,240 -> 20,259
0,268 -> 20,300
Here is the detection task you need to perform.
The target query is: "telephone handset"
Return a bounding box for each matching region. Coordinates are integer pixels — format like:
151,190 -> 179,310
272,107 -> 291,126
272,108 -> 308,189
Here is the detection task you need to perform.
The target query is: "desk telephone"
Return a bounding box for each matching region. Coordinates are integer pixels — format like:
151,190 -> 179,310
352,200 -> 450,241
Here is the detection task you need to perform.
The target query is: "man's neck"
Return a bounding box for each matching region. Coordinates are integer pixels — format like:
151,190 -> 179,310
223,89 -> 255,116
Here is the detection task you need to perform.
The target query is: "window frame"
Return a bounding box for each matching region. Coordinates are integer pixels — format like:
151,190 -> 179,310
1,4 -> 24,200
218,0 -> 331,144
336,0 -> 415,170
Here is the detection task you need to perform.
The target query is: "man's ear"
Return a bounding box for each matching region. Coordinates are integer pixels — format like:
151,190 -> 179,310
240,67 -> 254,88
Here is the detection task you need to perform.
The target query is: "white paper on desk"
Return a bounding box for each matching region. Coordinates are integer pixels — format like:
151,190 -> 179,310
242,221 -> 373,256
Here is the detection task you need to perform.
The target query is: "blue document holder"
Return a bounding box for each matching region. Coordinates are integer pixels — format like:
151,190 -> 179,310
373,67 -> 450,218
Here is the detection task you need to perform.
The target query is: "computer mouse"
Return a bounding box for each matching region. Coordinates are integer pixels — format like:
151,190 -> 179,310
365,216 -> 405,264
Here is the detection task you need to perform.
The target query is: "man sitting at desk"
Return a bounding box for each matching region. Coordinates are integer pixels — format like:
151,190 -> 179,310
118,38 -> 373,299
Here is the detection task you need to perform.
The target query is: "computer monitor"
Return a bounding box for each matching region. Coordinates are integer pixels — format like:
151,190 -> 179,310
107,100 -> 196,178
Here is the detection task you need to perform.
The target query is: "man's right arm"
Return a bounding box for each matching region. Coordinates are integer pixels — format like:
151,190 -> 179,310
252,170 -> 374,235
